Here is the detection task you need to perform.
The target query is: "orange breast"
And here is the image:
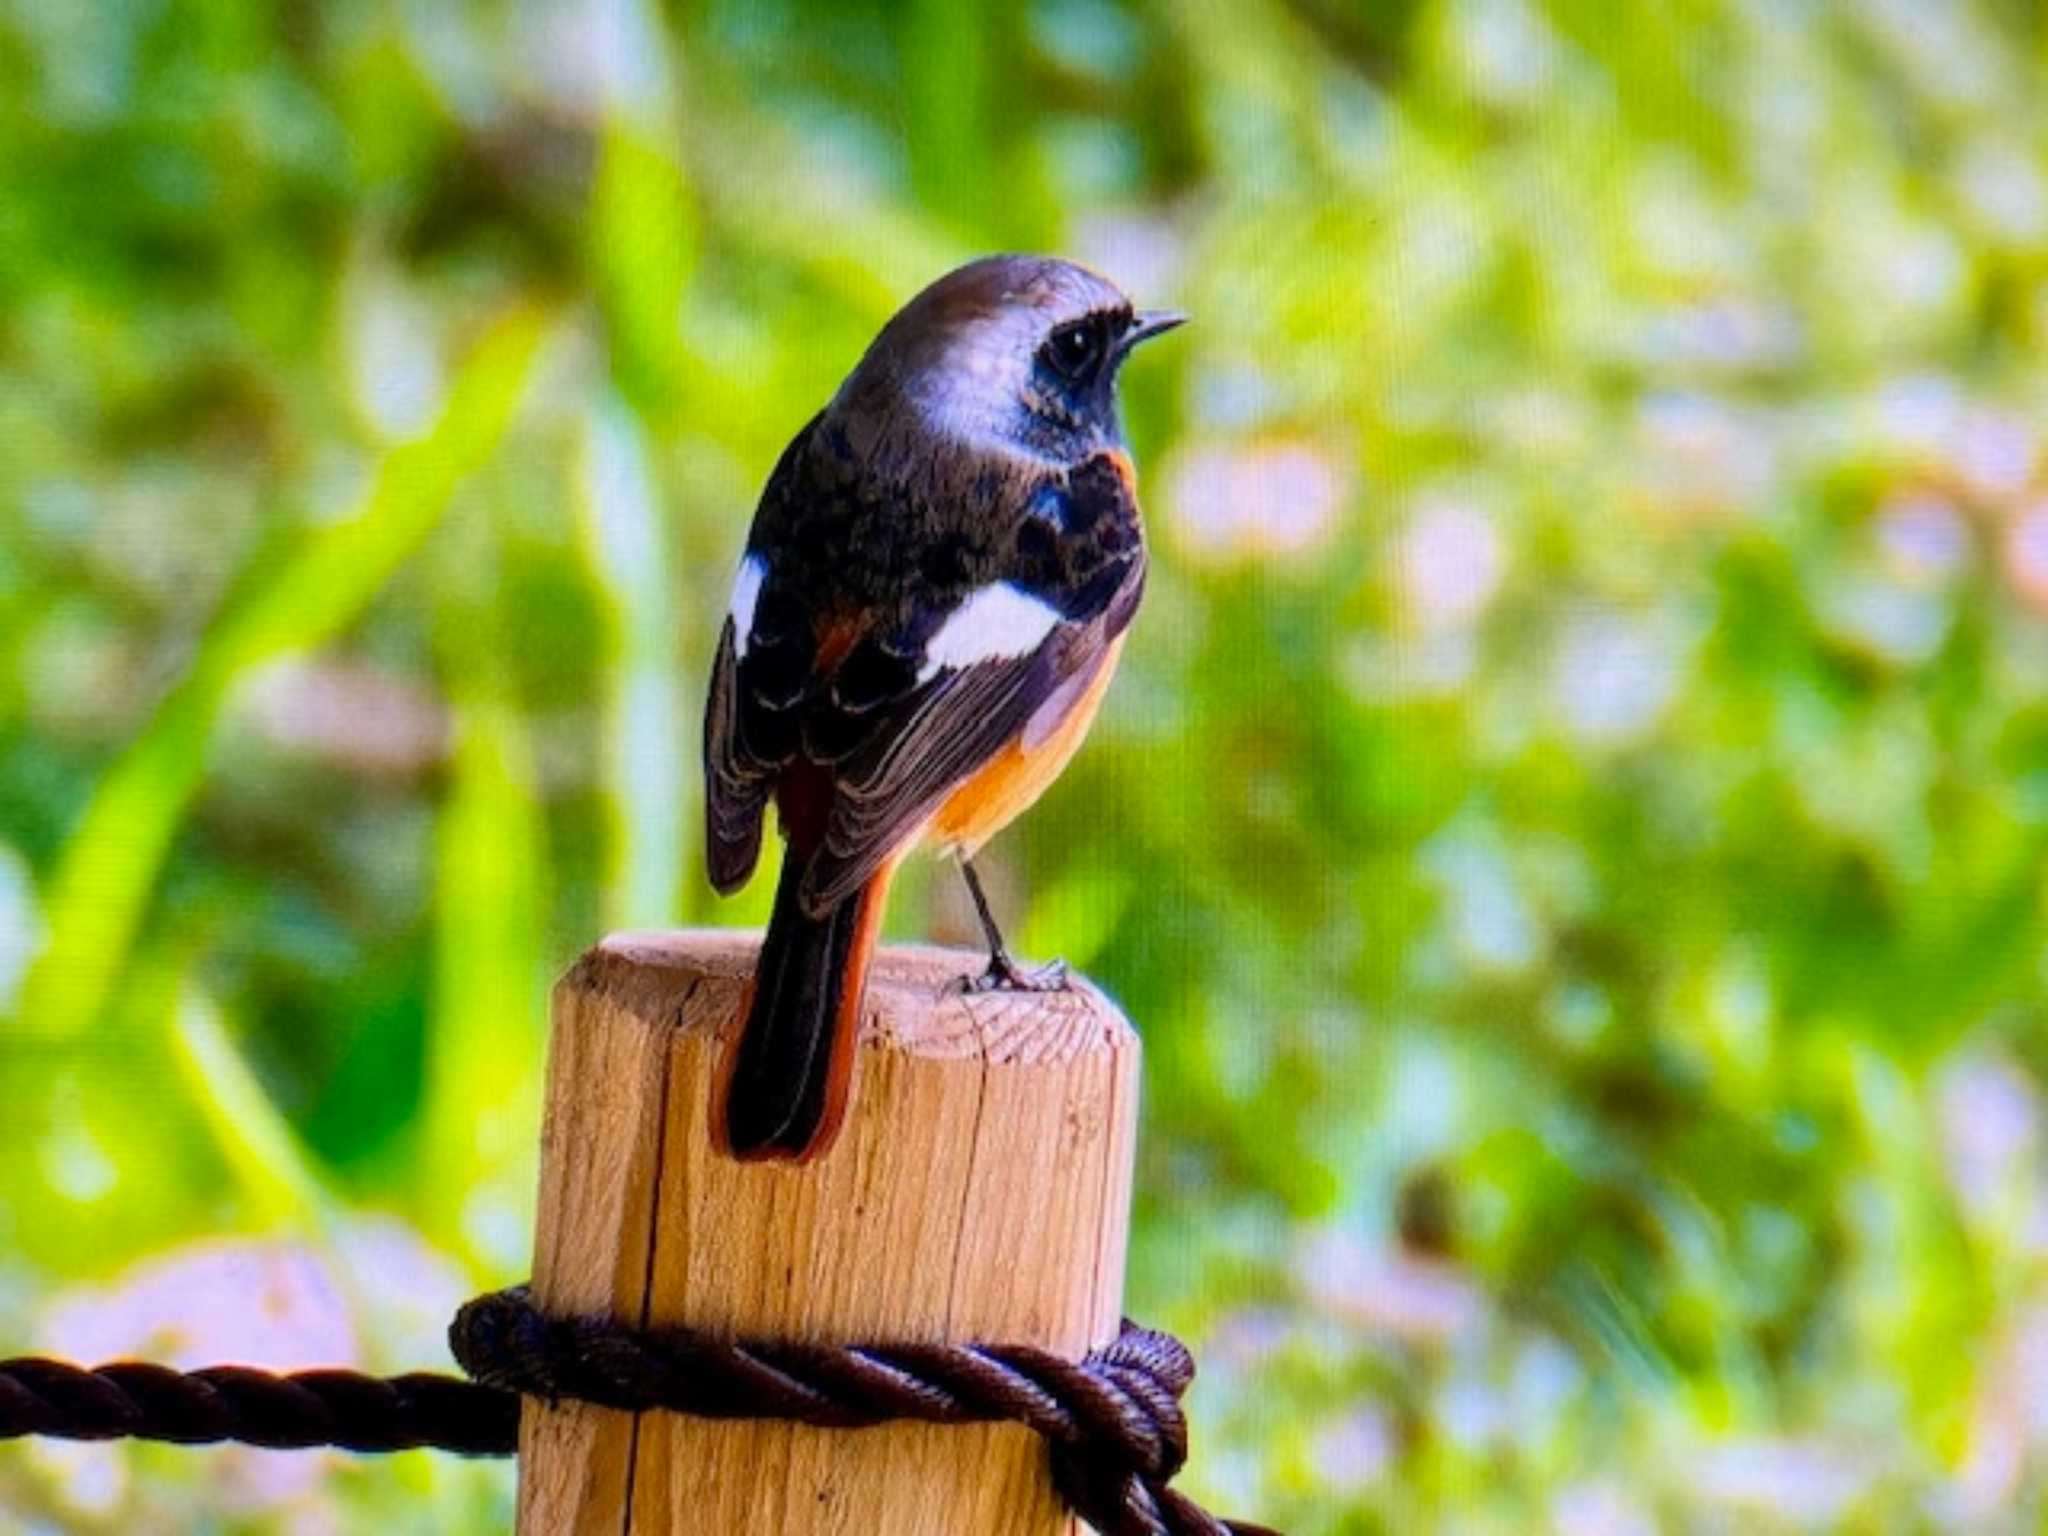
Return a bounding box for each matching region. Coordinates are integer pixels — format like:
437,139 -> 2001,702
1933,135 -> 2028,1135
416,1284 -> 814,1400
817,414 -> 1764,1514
927,637 -> 1126,858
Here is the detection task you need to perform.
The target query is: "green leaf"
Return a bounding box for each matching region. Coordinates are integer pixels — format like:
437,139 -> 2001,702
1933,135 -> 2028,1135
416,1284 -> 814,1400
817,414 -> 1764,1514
420,699 -> 546,1274
170,982 -> 328,1229
16,306 -> 549,1042
591,125 -> 696,419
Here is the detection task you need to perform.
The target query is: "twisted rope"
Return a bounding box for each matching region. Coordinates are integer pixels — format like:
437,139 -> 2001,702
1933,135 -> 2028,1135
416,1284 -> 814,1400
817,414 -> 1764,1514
0,1285 -> 1275,1536
0,1356 -> 515,1455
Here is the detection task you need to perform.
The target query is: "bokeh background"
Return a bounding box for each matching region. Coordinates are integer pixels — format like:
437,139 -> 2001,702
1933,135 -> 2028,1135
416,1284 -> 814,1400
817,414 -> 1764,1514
6,0 -> 2048,1530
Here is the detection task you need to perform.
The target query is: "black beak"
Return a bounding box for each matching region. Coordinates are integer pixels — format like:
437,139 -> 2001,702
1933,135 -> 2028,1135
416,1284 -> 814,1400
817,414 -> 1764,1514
1118,308 -> 1189,355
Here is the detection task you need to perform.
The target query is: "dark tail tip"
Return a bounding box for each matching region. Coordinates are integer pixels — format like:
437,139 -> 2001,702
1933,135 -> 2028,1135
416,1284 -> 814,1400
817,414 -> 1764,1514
722,1047 -> 826,1161
716,859 -> 880,1164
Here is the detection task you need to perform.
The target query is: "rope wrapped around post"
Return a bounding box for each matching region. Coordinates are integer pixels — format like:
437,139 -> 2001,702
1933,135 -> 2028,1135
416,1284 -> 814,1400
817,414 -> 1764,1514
0,1287 -> 1274,1536
453,1286 -> 1273,1536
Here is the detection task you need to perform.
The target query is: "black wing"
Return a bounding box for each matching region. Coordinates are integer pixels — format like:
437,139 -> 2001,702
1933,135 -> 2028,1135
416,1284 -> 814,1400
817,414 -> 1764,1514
704,448 -> 1145,913
799,558 -> 1141,913
704,562 -> 817,894
799,452 -> 1144,911
704,623 -> 768,893
704,419 -> 840,893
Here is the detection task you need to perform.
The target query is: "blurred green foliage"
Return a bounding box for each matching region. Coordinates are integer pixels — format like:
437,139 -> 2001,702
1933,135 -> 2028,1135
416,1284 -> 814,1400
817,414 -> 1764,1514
6,0 -> 2048,1531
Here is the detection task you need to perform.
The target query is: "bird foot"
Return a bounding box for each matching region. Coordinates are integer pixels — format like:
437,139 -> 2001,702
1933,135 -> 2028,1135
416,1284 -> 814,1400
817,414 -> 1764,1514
960,953 -> 1071,995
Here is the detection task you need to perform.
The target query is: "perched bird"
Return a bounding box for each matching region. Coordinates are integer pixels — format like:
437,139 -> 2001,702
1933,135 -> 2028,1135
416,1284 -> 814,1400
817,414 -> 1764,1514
703,253 -> 1184,1162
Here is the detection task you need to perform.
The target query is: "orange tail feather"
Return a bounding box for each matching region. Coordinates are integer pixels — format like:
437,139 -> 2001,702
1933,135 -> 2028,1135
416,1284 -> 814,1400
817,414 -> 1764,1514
717,854 -> 892,1162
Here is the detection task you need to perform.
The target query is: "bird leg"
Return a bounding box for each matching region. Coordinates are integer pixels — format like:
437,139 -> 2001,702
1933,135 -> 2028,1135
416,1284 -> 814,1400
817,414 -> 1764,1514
958,860 -> 1069,993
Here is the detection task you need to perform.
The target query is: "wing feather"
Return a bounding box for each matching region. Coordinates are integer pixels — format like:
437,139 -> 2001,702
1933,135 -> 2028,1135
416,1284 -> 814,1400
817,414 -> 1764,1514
797,555 -> 1142,914
704,621 -> 773,893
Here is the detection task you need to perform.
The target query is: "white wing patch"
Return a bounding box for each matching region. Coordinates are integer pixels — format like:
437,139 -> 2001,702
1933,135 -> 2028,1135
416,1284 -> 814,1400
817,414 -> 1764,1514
728,552 -> 767,659
918,582 -> 1063,682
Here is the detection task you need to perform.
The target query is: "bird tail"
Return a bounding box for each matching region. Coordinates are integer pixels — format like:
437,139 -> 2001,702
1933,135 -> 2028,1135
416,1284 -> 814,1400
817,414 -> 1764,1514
717,850 -> 889,1162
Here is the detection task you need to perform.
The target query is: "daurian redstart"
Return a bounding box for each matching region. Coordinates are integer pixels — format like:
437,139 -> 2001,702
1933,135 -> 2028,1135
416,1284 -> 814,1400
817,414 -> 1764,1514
704,254 -> 1184,1161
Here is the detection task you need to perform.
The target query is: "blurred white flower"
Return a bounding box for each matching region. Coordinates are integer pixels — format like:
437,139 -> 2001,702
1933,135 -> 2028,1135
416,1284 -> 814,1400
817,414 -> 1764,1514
1424,822 -> 1544,973
1999,1307 -> 2048,1447
2003,500 -> 2048,614
42,1239 -> 356,1372
1885,223 -> 1968,317
26,1440 -> 126,1518
1630,163 -> 1751,286
40,1087 -> 117,1204
1874,493 -> 1970,587
1509,1333 -> 1584,1434
1396,493 -> 1504,633
463,1178 -> 537,1277
22,476 -> 94,541
1296,1229 -> 1485,1346
1946,1305 -> 2048,1526
1684,1436 -> 1875,1525
1165,438 -> 1346,563
1935,1051 -> 2040,1225
1550,609 -> 1685,746
1874,374 -> 1964,462
394,3 -> 498,126
1437,1371 -> 1506,1451
1819,575 -> 1949,666
344,262 -> 444,441
1853,0 -> 2006,112
1375,188 -> 1490,350
1632,392 -> 1775,520
334,1216 -> 473,1371
1073,210 -> 1186,309
1707,949 -> 1774,1077
1186,359 -> 1285,434
1824,187 -> 1967,346
1643,297 -> 1803,372
1198,1307 -> 1295,1375
0,844 -> 41,1013
1952,410 -> 2037,504
1450,0 -> 1563,107
1552,1481 -> 1656,1536
1313,1406 -> 1395,1493
38,1240 -> 356,1516
521,0 -> 674,122
1955,135 -> 2048,244
240,659 -> 449,778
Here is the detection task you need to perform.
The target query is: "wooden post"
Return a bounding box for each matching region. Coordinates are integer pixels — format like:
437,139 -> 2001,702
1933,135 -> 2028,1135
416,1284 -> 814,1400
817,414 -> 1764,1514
516,929 -> 1141,1534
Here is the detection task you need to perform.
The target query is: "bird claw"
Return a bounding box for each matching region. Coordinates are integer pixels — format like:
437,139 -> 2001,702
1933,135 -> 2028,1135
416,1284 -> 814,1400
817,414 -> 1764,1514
960,954 -> 1071,995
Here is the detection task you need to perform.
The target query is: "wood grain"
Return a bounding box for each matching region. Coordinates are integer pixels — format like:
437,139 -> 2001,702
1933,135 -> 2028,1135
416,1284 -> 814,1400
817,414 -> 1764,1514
516,929 -> 1141,1535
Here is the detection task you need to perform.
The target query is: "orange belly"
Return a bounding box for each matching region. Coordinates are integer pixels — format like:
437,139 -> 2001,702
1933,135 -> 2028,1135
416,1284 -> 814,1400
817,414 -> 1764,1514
927,637 -> 1125,857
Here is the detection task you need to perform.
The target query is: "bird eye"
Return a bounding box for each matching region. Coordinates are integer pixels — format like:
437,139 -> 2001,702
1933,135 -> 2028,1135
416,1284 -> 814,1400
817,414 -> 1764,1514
1043,318 -> 1106,382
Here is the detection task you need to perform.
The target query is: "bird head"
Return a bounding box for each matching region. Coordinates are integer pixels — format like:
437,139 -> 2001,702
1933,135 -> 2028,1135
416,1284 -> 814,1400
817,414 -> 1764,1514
831,254 -> 1185,467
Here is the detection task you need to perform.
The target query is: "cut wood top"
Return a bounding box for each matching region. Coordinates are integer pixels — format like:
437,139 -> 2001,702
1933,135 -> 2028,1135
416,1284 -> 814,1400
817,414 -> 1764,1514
569,929 -> 1136,1066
